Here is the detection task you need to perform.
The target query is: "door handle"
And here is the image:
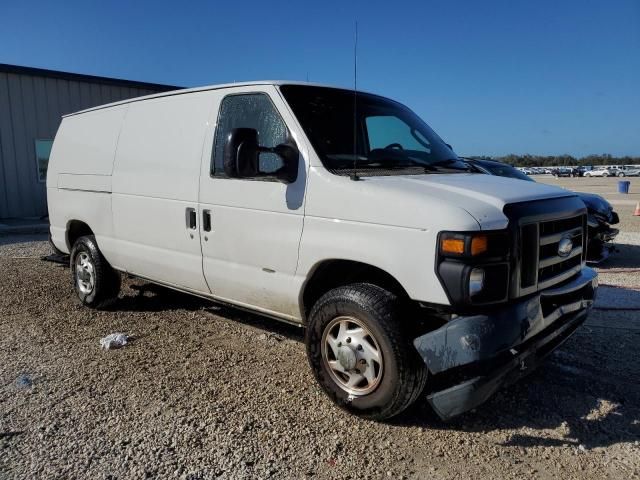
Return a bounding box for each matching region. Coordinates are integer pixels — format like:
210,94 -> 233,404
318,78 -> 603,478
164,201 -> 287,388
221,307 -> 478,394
186,208 -> 197,230
203,210 -> 212,232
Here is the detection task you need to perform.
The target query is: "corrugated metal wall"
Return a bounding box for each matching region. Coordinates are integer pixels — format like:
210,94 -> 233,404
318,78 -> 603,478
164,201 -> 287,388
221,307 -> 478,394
0,71 -> 164,218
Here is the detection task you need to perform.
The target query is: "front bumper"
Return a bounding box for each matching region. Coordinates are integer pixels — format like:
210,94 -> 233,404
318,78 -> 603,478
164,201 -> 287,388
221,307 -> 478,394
414,267 -> 597,420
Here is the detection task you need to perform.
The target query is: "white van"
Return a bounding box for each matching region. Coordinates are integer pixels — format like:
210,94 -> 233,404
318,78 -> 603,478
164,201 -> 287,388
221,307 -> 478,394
47,82 -> 597,420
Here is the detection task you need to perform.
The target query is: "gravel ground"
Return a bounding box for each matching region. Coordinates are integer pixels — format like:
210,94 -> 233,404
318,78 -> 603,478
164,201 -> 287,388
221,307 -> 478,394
1,200 -> 640,479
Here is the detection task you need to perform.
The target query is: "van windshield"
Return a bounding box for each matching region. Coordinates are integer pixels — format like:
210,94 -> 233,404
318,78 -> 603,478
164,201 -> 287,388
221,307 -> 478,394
279,85 -> 469,176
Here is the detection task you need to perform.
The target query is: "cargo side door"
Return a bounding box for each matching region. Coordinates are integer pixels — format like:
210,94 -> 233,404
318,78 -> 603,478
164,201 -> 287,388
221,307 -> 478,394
111,91 -> 214,293
198,86 -> 308,321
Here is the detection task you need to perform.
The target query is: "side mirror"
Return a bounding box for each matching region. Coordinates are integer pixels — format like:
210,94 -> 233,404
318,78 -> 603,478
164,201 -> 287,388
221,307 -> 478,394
273,143 -> 299,184
223,128 -> 299,184
223,128 -> 259,178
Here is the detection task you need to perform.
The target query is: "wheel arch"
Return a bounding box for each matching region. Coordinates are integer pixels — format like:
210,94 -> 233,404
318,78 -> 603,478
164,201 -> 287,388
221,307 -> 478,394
300,259 -> 411,322
66,220 -> 95,251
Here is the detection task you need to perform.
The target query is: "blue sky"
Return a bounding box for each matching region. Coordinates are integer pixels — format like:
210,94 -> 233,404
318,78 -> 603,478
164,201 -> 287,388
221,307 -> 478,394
1,0 -> 638,157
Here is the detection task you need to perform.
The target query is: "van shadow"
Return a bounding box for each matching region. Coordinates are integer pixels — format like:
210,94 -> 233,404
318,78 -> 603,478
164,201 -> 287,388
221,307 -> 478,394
593,284 -> 640,310
285,152 -> 307,211
113,281 -> 304,342
598,242 -> 640,269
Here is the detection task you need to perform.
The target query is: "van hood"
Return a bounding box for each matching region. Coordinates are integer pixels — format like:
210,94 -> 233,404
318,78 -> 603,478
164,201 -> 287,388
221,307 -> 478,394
308,170 -> 576,231
366,173 -> 574,229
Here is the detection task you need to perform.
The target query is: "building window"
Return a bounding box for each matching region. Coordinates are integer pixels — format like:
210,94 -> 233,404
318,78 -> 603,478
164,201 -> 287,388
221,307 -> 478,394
35,139 -> 53,182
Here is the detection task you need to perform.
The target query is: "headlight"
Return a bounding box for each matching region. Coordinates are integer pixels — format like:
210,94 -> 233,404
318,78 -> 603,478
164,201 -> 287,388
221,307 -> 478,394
469,268 -> 485,296
436,230 -> 511,307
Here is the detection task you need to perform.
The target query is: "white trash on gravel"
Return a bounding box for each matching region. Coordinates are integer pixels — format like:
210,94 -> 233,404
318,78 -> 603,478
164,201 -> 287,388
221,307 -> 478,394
100,333 -> 130,350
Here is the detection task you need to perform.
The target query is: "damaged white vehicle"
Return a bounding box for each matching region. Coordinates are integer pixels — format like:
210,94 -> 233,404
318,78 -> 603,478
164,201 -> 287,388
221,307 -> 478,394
47,83 -> 598,420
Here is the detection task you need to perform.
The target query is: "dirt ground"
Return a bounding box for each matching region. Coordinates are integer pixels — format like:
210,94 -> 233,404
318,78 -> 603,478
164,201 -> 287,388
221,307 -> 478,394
1,177 -> 639,479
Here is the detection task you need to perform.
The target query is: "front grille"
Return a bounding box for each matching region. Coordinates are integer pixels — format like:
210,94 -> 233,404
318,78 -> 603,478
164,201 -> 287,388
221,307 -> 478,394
520,213 -> 587,292
538,254 -> 581,284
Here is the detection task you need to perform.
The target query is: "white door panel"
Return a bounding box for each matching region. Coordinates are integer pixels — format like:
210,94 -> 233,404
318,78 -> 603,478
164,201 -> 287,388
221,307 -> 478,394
200,204 -> 302,317
198,86 -> 308,320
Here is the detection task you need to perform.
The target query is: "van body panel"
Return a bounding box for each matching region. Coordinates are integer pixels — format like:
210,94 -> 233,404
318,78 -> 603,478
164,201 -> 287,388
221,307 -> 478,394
109,91 -> 215,292
47,106 -> 128,179
58,173 -> 112,193
47,187 -> 113,253
297,215 -> 450,305
109,194 -> 205,290
46,106 -> 126,253
112,91 -> 215,202
198,86 -> 309,319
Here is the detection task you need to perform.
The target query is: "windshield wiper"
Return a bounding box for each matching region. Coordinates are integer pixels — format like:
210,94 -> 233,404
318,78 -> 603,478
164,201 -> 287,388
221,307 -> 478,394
430,158 -> 471,171
361,158 -> 438,171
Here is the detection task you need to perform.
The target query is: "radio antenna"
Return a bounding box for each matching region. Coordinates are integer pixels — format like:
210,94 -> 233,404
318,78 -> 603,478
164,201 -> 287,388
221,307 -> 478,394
350,21 -> 360,181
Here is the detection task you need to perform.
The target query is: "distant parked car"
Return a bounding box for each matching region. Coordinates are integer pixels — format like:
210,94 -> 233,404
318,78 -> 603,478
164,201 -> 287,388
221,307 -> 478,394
584,168 -> 612,177
553,168 -> 573,177
465,158 -> 619,263
573,167 -> 590,177
609,166 -> 640,177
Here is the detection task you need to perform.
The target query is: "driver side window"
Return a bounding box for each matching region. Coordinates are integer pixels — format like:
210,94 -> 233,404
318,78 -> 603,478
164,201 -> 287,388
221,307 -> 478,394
212,93 -> 289,177
365,115 -> 431,153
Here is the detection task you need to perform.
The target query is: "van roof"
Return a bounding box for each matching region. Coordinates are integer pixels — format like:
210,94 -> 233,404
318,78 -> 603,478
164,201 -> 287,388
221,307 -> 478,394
63,81 -> 357,117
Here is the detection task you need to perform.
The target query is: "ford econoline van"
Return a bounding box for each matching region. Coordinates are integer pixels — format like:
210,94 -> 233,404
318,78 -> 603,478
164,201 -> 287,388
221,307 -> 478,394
47,82 -> 597,420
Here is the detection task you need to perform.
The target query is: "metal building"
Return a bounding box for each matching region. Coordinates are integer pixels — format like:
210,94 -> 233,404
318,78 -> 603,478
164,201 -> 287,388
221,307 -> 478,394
0,64 -> 180,219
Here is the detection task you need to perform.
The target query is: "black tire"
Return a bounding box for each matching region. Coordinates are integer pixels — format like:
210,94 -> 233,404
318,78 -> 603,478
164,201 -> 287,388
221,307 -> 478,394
306,283 -> 428,420
70,235 -> 120,309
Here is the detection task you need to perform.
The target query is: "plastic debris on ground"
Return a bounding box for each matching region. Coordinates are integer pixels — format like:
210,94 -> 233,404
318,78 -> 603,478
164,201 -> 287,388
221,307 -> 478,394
15,374 -> 33,388
100,333 -> 131,350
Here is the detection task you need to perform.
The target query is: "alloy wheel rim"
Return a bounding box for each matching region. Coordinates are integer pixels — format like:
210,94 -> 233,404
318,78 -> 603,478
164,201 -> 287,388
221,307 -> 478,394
321,316 -> 384,396
75,252 -> 95,295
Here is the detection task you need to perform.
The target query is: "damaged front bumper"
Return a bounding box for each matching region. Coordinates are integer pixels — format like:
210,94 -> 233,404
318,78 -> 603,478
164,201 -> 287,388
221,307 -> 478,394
414,267 -> 597,420
586,226 -> 619,264
586,212 -> 619,264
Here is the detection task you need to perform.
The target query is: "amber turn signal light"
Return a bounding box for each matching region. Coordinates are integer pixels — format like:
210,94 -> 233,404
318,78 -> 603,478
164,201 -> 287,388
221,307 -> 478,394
470,235 -> 488,256
440,237 -> 465,255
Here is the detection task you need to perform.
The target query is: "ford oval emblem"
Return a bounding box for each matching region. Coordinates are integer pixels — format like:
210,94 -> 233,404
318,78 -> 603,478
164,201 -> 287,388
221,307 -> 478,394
557,236 -> 573,257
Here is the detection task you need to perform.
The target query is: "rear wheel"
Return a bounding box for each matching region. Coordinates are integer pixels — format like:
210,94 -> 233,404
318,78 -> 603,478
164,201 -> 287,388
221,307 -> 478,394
618,172 -> 625,177
70,235 -> 120,309
306,283 -> 428,420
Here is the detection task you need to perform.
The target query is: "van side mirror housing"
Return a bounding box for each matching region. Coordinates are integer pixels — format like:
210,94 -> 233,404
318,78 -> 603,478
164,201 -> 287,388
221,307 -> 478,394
272,143 -> 299,184
223,128 -> 299,184
223,128 -> 259,178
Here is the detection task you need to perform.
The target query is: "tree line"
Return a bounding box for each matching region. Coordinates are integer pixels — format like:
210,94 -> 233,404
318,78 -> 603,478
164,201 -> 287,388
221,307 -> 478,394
466,154 -> 640,167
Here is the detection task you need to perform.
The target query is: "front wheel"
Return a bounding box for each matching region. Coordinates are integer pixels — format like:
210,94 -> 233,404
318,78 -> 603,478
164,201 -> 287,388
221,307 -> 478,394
306,283 -> 428,420
618,172 -> 625,177
70,235 -> 121,309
